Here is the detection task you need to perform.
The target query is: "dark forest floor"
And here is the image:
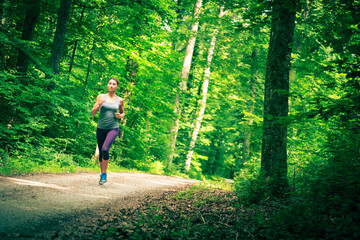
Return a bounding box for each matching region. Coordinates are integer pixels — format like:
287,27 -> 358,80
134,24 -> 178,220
2,181 -> 359,239
7,186 -> 284,240
37,186 -> 360,240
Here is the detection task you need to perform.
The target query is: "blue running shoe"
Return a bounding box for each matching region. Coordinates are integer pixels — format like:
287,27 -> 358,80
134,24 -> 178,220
99,173 -> 107,185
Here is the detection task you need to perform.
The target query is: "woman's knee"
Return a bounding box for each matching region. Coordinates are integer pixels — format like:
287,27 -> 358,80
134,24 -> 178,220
102,149 -> 110,160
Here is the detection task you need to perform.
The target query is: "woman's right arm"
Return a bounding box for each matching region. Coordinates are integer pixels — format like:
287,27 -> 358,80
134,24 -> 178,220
91,95 -> 105,117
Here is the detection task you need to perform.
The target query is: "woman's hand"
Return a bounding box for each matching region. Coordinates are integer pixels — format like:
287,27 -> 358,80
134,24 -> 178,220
116,98 -> 125,119
115,112 -> 124,119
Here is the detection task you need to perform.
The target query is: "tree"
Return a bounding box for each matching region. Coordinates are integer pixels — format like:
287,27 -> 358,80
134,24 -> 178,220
168,0 -> 203,171
16,0 -> 41,73
185,6 -> 227,173
67,5 -> 85,79
50,0 -> 72,75
260,0 -> 297,196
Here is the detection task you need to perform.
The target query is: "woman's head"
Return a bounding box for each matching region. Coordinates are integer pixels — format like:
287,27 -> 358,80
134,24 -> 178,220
108,78 -> 119,86
107,78 -> 119,92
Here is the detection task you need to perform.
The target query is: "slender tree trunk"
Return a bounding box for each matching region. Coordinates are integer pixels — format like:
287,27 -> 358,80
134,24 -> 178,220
179,0 -> 202,83
85,35 -> 97,84
241,39 -> 259,166
16,0 -> 40,73
168,0 -> 203,171
7,2 -> 26,70
0,0 -> 5,70
184,6 -> 227,172
261,0 -> 297,196
50,0 -> 72,75
67,5 -> 85,80
0,0 -> 14,70
0,0 -> 5,27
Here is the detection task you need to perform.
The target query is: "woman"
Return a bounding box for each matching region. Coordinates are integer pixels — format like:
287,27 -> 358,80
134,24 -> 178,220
91,78 -> 125,185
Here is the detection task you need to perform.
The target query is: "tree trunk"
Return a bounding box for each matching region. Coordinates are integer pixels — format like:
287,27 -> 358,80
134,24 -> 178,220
50,0 -> 72,75
16,0 -> 40,73
168,0 -> 203,171
0,0 -> 5,70
0,0 -> 5,28
184,6 -> 227,173
260,0 -> 297,196
67,5 -> 85,80
85,34 -> 97,85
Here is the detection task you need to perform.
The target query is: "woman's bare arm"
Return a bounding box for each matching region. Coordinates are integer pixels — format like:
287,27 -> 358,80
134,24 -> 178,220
91,95 -> 105,117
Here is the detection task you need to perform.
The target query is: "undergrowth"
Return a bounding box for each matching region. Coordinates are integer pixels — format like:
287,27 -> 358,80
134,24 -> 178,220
91,180 -> 359,240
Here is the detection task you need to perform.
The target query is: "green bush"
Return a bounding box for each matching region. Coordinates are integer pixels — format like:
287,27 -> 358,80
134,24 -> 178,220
148,160 -> 165,175
264,163 -> 360,240
0,142 -> 85,175
0,72 -> 96,174
234,157 -> 266,204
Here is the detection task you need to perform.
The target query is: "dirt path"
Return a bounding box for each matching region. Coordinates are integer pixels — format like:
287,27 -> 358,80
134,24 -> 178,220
0,172 -> 199,237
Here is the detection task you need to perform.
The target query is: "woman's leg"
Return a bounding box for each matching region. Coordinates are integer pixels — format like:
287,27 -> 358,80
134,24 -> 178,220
96,128 -> 109,174
100,128 -> 119,173
96,128 -> 107,163
101,160 -> 108,173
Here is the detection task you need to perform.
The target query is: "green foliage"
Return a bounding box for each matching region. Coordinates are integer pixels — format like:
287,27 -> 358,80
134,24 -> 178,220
262,161 -> 360,240
2,0 -> 269,178
235,174 -> 265,205
188,160 -> 204,180
197,177 -> 234,191
0,0 -> 185,175
185,2 -> 268,177
234,157 -> 292,204
233,156 -> 263,203
0,9 -> 359,240
0,71 -> 95,174
147,160 -> 165,175
0,0 -> 358,239
0,142 -> 92,175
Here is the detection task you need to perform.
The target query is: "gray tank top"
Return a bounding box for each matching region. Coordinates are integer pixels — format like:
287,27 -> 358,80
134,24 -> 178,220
97,94 -> 119,129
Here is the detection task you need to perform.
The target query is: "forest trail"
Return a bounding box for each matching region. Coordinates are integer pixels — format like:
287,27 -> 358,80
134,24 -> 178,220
0,172 -> 199,236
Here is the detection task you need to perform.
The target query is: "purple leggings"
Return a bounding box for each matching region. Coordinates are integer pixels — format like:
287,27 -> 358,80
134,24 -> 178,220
96,128 -> 119,162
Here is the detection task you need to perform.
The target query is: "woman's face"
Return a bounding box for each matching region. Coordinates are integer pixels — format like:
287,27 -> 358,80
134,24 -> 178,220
107,80 -> 119,92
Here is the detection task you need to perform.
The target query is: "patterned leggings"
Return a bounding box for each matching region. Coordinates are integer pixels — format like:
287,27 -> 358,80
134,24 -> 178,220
96,128 -> 119,162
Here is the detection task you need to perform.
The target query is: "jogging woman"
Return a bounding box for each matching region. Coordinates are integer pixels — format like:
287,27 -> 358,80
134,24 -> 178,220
91,78 -> 125,185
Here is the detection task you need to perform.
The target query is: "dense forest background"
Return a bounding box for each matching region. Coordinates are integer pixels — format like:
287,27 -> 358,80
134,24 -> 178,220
0,0 -> 359,235
1,0 -> 359,237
